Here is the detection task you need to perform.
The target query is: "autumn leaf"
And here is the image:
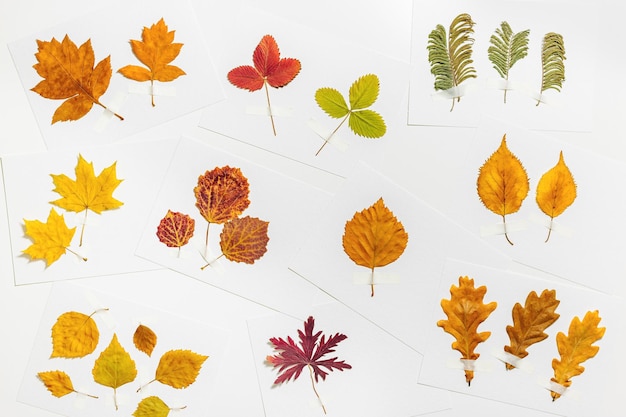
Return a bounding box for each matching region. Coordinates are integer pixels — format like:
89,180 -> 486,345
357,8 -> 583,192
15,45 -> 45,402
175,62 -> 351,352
156,210 -> 195,253
536,151 -> 576,242
314,74 -> 386,155
50,154 -> 123,246
342,197 -> 408,297
51,310 -> 101,358
437,276 -> 497,385
487,21 -> 530,103
38,370 -> 97,399
133,324 -> 157,357
23,208 -> 86,266
118,18 -> 186,107
537,32 -> 566,106
218,216 -> 269,264
133,396 -> 186,417
92,333 -> 137,410
504,289 -> 560,370
227,34 -> 301,135
139,349 -> 208,391
550,310 -> 605,401
477,134 -> 529,245
266,316 -> 351,414
31,34 -> 123,123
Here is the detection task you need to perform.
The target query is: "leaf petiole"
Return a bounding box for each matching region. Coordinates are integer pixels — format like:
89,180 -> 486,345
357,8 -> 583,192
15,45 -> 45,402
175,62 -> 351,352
502,215 -> 514,245
200,253 -> 224,270
66,247 -> 88,262
264,80 -> 277,136
307,364 -> 327,414
315,113 -> 349,156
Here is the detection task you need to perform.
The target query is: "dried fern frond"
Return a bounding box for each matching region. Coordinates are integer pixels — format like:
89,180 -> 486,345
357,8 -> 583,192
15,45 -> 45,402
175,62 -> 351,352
537,32 -> 565,106
488,21 -> 530,103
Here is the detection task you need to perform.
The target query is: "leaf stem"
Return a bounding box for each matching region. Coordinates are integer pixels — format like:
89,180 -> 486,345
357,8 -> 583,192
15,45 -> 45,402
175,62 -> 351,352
150,79 -> 155,107
200,253 -> 225,270
66,247 -> 88,262
263,80 -> 277,136
370,267 -> 375,297
307,364 -> 327,414
502,215 -> 514,245
545,217 -> 554,243
137,379 -> 156,393
315,113 -> 349,156
75,389 -> 99,399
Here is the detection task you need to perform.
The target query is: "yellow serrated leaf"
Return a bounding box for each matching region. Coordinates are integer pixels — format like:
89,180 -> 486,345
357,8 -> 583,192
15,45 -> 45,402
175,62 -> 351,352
51,311 -> 99,358
23,208 -> 79,267
133,324 -> 157,357
154,349 -> 208,389
133,396 -> 185,417
38,370 -> 75,397
92,333 -> 137,410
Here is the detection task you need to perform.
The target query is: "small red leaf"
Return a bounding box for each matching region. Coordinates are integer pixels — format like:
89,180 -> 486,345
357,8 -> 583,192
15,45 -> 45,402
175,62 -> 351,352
227,65 -> 264,92
156,210 -> 195,248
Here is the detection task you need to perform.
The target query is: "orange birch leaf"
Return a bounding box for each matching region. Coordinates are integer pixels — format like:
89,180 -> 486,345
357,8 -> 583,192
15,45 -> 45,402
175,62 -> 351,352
133,324 -> 157,357
140,349 -> 208,390
437,276 -> 497,385
118,18 -> 186,107
156,210 -> 195,250
31,34 -> 122,123
504,289 -> 560,370
219,216 -> 269,264
536,151 -> 577,242
51,310 -> 100,358
23,208 -> 83,266
92,334 -> 137,410
550,310 -> 605,401
342,197 -> 408,297
38,370 -> 98,399
477,134 -> 529,245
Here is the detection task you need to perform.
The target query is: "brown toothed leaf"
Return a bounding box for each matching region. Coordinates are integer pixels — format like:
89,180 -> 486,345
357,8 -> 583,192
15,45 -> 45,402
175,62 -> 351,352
194,166 -> 250,225
219,216 -> 269,264
156,210 -> 195,249
133,324 -> 157,357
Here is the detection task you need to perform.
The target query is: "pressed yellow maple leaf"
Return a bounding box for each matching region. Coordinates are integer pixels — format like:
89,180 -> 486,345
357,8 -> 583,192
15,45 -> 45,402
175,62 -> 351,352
550,310 -> 605,401
51,310 -> 100,358
342,197 -> 408,296
133,324 -> 157,357
133,396 -> 186,417
219,216 -> 269,264
38,370 -> 97,399
437,276 -> 497,385
31,34 -> 122,123
23,208 -> 84,267
504,289 -> 560,370
536,151 -> 577,242
118,18 -> 186,106
477,134 -> 529,245
139,349 -> 208,391
92,333 -> 137,410
50,154 -> 123,246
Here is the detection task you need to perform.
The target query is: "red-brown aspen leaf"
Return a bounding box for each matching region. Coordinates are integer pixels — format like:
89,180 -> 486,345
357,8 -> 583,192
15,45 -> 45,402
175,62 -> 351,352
118,18 -> 186,107
227,34 -> 301,135
219,216 -> 269,264
477,134 -> 529,245
342,197 -> 408,297
38,370 -> 98,399
133,396 -> 186,417
23,208 -> 84,267
536,151 -> 577,242
156,210 -> 195,252
51,310 -> 100,358
31,34 -> 123,123
50,154 -> 123,246
266,316 -> 351,414
139,349 -> 208,391
437,276 -> 497,386
550,310 -> 605,401
504,289 -> 560,370
133,324 -> 157,357
92,333 -> 137,410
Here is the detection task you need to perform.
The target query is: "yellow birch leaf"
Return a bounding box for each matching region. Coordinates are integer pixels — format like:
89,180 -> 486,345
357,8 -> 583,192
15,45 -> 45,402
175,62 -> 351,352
151,349 -> 208,389
504,289 -> 560,370
437,276 -> 497,385
550,310 -> 605,401
51,311 -> 100,358
133,324 -> 157,357
38,370 -> 98,399
536,151 -> 577,242
477,134 -> 529,245
92,333 -> 137,410
132,396 -> 186,417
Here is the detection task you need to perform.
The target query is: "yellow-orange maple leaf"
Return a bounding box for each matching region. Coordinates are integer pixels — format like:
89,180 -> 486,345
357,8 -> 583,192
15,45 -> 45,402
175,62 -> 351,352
31,34 -> 122,123
342,197 -> 408,297
38,370 -> 97,399
50,154 -> 123,246
437,276 -> 497,385
536,151 -> 577,242
477,134 -> 529,245
23,208 -> 83,267
51,310 -> 100,358
92,333 -> 137,410
219,216 -> 269,264
550,310 -> 605,401
504,289 -> 560,370
133,324 -> 157,357
139,349 -> 208,391
118,18 -> 186,106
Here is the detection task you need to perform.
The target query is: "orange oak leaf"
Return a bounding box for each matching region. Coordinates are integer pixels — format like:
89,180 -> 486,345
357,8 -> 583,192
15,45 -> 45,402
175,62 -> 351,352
38,370 -> 98,399
477,134 -> 529,245
536,151 -> 577,242
92,333 -> 137,410
23,208 -> 86,266
133,324 -> 157,357
227,34 -> 301,135
550,310 -> 605,401
156,210 -> 195,253
139,349 -> 208,391
437,276 -> 497,385
118,18 -> 186,107
219,216 -> 269,264
50,154 -> 123,246
504,289 -> 560,370
51,310 -> 102,358
342,197 -> 408,297
31,34 -> 123,123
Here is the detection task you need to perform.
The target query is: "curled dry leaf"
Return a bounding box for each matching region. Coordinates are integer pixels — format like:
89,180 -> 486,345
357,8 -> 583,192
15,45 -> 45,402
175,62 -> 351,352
437,276 -> 497,385
92,334 -> 137,410
133,396 -> 185,417
156,210 -> 195,250
133,324 -> 157,357
23,208 -> 83,267
219,216 -> 269,264
51,310 -> 100,358
477,134 -> 529,245
342,197 -> 408,296
38,370 -> 97,399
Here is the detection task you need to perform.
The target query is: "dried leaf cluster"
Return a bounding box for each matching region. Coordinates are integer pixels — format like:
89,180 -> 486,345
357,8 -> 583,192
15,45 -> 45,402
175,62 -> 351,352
38,309 -> 208,413
477,134 -> 577,244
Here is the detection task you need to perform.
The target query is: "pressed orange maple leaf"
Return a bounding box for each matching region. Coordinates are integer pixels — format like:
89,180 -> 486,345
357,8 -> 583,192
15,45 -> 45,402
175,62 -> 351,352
266,316 -> 351,414
437,276 -> 497,385
118,18 -> 186,107
31,34 -> 123,123
156,210 -> 195,254
342,198 -> 408,296
227,34 -> 301,135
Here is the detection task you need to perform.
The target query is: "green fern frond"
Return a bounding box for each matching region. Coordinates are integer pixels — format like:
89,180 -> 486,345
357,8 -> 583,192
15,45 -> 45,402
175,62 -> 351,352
487,21 -> 530,103
537,32 -> 565,106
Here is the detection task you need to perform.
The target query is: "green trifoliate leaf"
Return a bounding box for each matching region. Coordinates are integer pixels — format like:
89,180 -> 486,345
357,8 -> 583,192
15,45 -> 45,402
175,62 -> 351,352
348,74 -> 380,109
349,109 -> 386,138
315,87 -> 349,118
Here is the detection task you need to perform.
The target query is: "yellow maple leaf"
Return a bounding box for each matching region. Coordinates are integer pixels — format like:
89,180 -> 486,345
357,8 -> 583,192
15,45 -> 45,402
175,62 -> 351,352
133,324 -> 157,357
51,310 -> 100,358
132,396 -> 186,417
50,154 -> 123,246
118,18 -> 186,106
139,349 -> 208,391
550,310 -> 605,401
92,333 -> 137,410
38,370 -> 97,399
536,151 -> 577,242
342,197 -> 408,296
477,134 -> 529,245
437,276 -> 497,385
504,289 -> 560,370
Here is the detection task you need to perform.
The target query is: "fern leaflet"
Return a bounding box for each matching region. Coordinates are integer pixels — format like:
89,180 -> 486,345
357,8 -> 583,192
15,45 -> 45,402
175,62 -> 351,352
537,32 -> 565,106
488,21 -> 530,103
